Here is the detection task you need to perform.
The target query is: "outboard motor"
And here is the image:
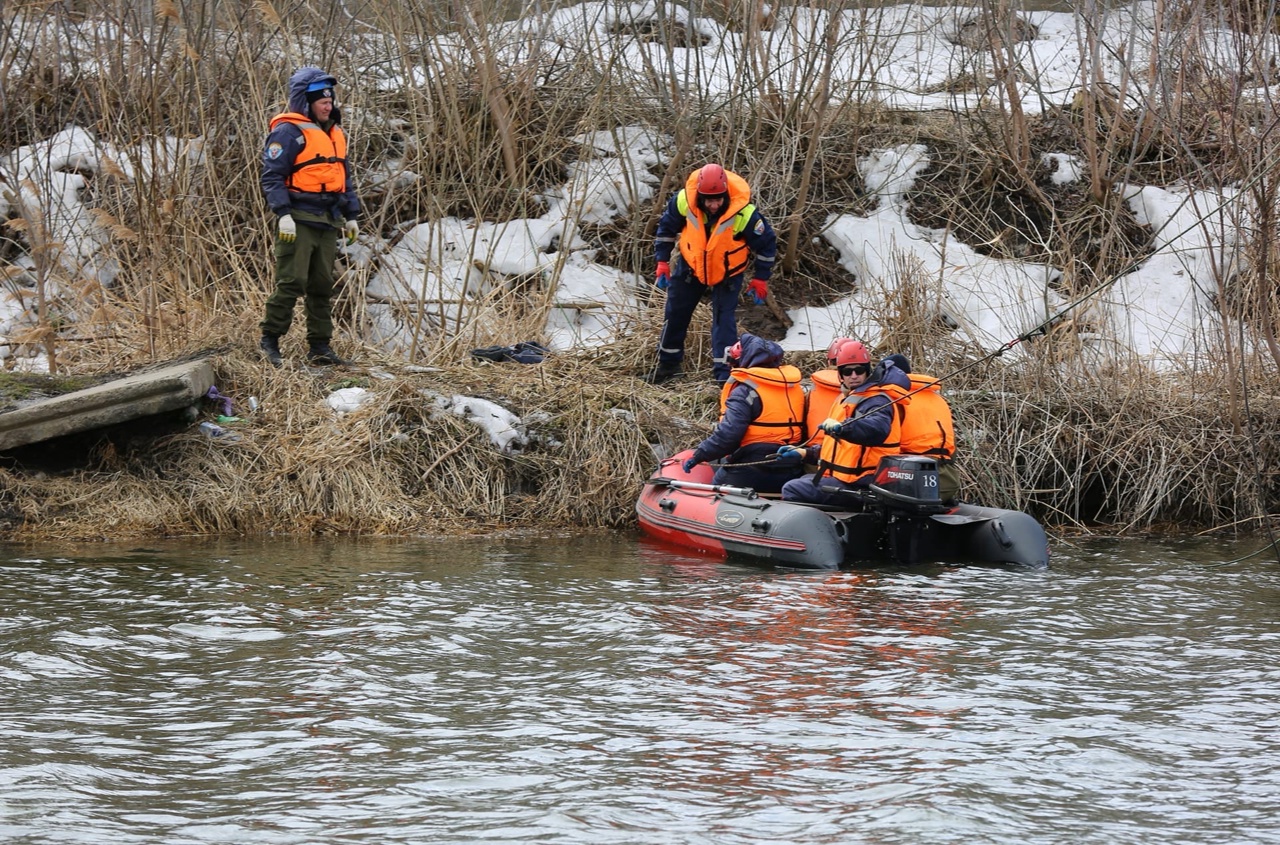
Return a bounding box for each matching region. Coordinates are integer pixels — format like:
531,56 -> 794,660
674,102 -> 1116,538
867,456 -> 949,564
868,456 -> 948,514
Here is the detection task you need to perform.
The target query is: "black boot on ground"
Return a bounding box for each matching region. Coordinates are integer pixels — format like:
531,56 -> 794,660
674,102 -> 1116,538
307,341 -> 350,366
259,334 -> 283,368
643,361 -> 683,384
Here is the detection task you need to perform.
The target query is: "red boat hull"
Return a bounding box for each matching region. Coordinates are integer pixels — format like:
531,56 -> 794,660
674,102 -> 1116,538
635,450 -> 846,569
636,450 -> 1049,570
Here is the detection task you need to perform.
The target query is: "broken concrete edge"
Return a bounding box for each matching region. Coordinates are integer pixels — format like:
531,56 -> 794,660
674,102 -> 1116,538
0,360 -> 216,451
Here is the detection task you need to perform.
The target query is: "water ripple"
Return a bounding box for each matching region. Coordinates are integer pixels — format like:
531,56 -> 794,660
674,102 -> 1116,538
1,537 -> 1278,843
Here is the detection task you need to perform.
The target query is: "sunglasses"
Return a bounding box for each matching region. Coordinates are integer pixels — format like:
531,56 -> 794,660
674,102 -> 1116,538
838,364 -> 870,377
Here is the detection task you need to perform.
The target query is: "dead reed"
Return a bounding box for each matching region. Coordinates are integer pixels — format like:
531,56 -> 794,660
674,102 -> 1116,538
0,339 -> 725,541
1,0 -> 1277,540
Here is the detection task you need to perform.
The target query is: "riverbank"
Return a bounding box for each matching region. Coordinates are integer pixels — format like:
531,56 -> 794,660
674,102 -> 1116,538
1,328 -> 1276,542
0,339 -> 697,541
2,2 -> 1279,540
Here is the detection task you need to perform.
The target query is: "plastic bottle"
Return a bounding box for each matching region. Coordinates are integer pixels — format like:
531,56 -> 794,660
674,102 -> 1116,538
198,422 -> 242,442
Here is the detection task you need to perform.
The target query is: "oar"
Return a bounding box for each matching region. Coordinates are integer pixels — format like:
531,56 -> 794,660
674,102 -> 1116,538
646,477 -> 759,499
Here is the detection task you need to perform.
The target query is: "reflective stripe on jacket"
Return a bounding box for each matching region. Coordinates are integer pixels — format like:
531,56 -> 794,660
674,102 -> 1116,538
900,373 -> 955,461
676,169 -> 755,286
269,112 -> 348,195
719,364 -> 806,447
816,384 -> 909,483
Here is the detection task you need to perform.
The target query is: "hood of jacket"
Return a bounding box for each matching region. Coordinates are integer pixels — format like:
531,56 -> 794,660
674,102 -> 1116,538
884,353 -> 911,373
736,332 -> 785,369
287,66 -> 340,119
857,358 -> 911,393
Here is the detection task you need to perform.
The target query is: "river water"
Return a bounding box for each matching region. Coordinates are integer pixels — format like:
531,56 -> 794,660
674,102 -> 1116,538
1,532 -> 1278,844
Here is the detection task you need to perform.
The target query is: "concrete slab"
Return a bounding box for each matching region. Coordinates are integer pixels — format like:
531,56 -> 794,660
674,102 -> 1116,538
0,359 -> 216,451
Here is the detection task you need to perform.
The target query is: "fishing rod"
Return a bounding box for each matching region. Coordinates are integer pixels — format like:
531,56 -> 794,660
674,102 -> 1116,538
838,172 -> 1253,422
838,186 -> 1278,561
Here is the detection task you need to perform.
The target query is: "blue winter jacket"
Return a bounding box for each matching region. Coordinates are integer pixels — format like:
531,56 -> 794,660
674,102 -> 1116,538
803,360 -> 911,463
691,334 -> 788,463
261,66 -> 360,225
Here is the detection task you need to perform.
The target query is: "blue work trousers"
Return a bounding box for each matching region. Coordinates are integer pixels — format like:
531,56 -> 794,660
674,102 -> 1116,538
658,270 -> 743,383
781,473 -> 870,504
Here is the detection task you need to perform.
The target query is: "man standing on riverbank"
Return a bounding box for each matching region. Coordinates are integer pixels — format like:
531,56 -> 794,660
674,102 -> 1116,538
259,66 -> 360,367
646,163 -> 777,385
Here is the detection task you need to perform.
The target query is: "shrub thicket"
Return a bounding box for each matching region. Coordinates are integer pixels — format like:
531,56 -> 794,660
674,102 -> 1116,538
0,0 -> 1276,540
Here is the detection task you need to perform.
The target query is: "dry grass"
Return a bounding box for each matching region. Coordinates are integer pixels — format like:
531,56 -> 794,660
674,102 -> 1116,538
3,334 -> 1276,542
0,340 -> 725,541
954,376 -> 1280,533
1,0 -> 1278,540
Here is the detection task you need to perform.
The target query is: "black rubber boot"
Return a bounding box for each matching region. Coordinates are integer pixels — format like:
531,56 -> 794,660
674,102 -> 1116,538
643,361 -> 683,384
259,334 -> 283,368
307,341 -> 350,366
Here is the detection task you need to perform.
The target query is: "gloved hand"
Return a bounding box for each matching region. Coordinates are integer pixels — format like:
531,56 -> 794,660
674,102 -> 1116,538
775,445 -> 805,463
277,214 -> 296,243
682,455 -> 700,473
656,261 -> 671,291
343,220 -> 358,245
746,278 -> 768,305
818,417 -> 843,435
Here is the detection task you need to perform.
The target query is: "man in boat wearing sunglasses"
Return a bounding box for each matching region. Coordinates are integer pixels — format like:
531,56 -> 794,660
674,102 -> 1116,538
778,340 -> 911,504
803,337 -> 855,452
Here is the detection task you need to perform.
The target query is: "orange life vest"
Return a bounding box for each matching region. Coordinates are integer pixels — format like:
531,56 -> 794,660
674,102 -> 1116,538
269,112 -> 348,195
899,373 -> 955,461
804,368 -> 843,446
816,383 -> 909,483
676,169 -> 756,286
719,365 -> 806,447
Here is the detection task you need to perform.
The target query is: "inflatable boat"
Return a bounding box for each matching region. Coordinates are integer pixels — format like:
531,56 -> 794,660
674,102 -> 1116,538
636,450 -> 1049,570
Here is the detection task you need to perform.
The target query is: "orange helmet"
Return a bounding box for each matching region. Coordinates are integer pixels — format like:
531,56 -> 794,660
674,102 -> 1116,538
697,163 -> 729,195
835,340 -> 870,368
